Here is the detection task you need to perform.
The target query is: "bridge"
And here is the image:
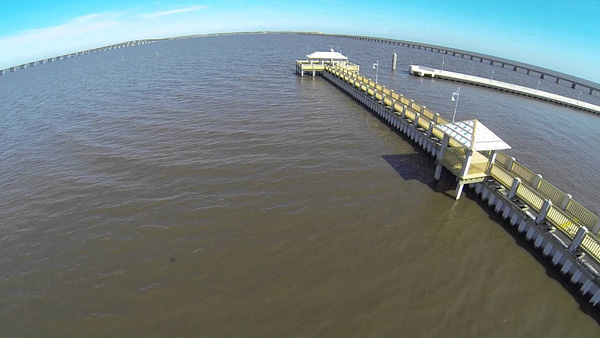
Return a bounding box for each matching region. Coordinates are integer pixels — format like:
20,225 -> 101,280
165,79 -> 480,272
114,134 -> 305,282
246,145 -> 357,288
297,58 -> 600,309
0,39 -> 163,76
302,32 -> 600,96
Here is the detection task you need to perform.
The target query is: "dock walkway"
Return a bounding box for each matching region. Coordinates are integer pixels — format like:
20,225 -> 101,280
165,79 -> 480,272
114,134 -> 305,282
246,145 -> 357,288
409,65 -> 600,115
317,64 -> 600,308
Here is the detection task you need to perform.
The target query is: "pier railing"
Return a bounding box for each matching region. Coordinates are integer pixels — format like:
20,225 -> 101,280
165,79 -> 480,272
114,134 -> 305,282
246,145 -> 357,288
491,154 -> 599,230
324,63 -> 600,265
488,159 -> 600,261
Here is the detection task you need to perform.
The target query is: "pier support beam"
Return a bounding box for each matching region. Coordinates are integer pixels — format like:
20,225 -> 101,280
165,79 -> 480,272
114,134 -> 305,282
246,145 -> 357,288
455,183 -> 465,200
434,134 -> 450,180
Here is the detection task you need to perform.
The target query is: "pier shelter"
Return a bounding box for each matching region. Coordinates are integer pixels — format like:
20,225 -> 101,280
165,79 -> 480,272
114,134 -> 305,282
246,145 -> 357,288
296,49 -> 359,76
434,119 -> 511,199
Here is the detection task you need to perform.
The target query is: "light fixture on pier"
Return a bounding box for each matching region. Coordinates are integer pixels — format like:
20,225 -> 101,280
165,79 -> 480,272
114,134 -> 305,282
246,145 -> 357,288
373,60 -> 379,83
442,59 -> 445,72
490,68 -> 495,82
451,87 -> 460,123
578,90 -> 583,104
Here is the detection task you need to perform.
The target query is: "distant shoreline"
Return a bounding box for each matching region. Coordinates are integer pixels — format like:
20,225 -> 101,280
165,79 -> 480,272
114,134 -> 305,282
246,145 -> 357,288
2,30 -> 598,93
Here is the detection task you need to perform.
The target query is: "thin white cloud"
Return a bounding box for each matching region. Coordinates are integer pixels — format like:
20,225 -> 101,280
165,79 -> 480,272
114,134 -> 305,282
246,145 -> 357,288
142,5 -> 206,19
0,12 -> 123,68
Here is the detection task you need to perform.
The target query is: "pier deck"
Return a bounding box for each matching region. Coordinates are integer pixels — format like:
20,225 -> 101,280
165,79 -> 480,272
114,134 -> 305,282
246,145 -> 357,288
311,63 -> 600,309
409,65 -> 600,115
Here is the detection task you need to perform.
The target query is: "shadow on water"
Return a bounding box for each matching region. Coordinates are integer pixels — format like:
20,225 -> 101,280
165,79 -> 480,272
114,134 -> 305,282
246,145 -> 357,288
382,153 -> 457,198
464,189 -> 600,325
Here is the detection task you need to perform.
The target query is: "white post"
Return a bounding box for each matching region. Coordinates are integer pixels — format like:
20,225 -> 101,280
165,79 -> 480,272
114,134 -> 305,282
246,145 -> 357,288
486,150 -> 498,175
508,178 -> 521,199
459,149 -> 473,177
506,157 -> 515,170
455,182 -> 465,200
568,227 -> 589,253
535,200 -> 552,224
532,174 -> 542,189
593,220 -> 600,235
560,194 -> 572,210
413,113 -> 420,127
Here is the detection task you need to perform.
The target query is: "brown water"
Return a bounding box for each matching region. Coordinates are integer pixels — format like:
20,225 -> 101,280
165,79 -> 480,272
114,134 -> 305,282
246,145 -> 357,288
0,33 -> 599,336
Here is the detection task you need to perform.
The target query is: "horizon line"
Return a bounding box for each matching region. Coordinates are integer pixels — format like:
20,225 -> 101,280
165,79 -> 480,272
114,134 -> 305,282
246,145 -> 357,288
2,30 -> 599,90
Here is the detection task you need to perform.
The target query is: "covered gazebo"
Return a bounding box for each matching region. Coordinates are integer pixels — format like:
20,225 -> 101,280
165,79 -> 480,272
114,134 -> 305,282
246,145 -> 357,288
306,49 -> 348,65
433,119 -> 511,199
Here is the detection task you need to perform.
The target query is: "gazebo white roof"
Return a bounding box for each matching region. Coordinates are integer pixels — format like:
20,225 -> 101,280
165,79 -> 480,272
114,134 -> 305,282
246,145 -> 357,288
436,119 -> 511,151
307,49 -> 348,61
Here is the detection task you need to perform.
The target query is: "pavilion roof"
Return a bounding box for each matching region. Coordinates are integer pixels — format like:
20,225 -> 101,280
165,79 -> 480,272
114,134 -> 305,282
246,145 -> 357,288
436,119 -> 511,151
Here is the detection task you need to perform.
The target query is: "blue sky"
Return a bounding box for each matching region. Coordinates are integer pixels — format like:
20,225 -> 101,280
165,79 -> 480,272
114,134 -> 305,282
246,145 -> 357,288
1,0 -> 599,82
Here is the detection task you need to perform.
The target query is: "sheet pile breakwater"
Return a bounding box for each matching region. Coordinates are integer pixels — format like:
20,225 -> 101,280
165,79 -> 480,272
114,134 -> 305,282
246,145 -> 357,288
310,63 -> 600,308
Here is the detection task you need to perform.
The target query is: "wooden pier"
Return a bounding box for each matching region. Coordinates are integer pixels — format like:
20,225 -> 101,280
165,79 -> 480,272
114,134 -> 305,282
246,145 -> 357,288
303,62 -> 600,309
409,65 -> 600,115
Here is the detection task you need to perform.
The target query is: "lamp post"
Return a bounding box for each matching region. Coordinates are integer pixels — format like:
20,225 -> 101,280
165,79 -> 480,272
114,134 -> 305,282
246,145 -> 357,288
451,87 -> 460,123
373,60 -> 379,84
536,79 -> 541,92
577,90 -> 583,104
442,59 -> 445,72
490,69 -> 495,82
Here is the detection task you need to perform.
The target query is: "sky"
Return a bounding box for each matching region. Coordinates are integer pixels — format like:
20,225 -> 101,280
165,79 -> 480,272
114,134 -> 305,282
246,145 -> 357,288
1,0 -> 599,83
